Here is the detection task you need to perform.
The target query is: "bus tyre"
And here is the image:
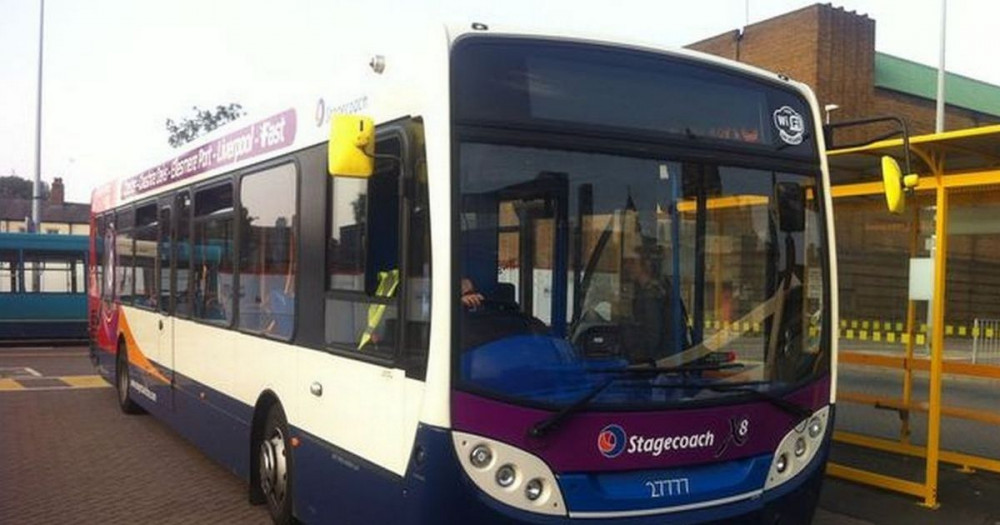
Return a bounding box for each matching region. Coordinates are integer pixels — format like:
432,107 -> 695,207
115,343 -> 143,414
259,403 -> 293,525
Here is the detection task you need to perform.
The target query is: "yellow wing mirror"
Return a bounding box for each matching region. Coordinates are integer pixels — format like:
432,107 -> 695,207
328,115 -> 375,178
881,156 -> 919,214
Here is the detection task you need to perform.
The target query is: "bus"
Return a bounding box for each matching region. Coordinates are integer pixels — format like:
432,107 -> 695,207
1,232 -> 88,342
90,22 -> 846,524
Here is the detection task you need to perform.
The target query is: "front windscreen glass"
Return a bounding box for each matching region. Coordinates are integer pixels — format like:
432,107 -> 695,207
456,142 -> 827,409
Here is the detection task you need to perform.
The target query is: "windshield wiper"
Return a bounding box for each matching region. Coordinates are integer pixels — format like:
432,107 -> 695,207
627,362 -> 746,374
529,363 -> 748,438
529,377 -> 618,438
708,383 -> 812,420
585,362 -> 743,376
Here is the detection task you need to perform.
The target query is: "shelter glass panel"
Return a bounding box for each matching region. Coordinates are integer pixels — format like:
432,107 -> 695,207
833,192 -> 935,353
946,184 -> 1000,365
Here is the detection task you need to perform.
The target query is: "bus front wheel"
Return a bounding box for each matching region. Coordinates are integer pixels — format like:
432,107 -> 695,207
259,403 -> 294,524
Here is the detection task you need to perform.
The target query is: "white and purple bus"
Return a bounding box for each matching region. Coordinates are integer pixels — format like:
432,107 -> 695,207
90,22 -> 838,524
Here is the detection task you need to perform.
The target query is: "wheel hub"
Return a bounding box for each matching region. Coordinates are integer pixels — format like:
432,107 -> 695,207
259,427 -> 287,505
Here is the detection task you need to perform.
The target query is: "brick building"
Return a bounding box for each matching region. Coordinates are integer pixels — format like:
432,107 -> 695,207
687,3 -> 1000,139
0,178 -> 90,235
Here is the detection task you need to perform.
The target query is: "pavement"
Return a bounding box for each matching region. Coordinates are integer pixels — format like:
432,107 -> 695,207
2,345 -> 1000,524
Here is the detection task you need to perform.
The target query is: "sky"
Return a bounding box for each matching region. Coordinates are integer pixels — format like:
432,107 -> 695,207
0,0 -> 997,203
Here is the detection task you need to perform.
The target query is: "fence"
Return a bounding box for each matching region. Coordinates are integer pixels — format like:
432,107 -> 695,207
972,318 -> 1000,364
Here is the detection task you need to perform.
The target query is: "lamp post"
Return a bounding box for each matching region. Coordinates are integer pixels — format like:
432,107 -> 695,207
32,0 -> 45,233
935,0 -> 947,133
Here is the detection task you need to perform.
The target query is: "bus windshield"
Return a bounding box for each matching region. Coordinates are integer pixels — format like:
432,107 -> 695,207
456,144 -> 827,409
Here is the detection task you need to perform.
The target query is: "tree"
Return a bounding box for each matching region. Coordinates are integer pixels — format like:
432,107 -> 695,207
165,103 -> 246,148
0,171 -> 49,200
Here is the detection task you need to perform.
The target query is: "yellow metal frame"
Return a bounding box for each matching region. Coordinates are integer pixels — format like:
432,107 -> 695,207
826,127 -> 1000,509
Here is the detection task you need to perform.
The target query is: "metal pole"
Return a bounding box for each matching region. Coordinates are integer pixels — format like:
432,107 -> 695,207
32,0 -> 45,233
934,0 -> 947,133
922,171 -> 948,510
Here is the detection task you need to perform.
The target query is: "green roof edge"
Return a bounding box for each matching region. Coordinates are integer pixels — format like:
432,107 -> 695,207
875,53 -> 1000,117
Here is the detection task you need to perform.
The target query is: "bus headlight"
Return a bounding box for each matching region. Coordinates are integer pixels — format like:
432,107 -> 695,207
794,437 -> 807,457
453,431 -> 566,516
496,464 -> 517,487
470,445 -> 493,469
764,405 -> 830,491
808,417 -> 823,438
525,478 -> 544,501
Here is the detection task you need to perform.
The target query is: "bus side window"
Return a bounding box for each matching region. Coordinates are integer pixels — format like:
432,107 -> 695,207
116,208 -> 135,304
133,203 -> 158,309
192,183 -> 235,325
403,153 -> 431,379
238,163 -> 298,339
175,192 -> 192,318
326,136 -> 402,355
1,250 -> 17,293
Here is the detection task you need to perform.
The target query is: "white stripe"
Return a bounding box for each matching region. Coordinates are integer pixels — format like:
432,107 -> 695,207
568,489 -> 762,519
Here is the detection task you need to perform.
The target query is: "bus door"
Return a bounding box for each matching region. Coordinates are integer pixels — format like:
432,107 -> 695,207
156,201 -> 175,409
495,173 -> 569,335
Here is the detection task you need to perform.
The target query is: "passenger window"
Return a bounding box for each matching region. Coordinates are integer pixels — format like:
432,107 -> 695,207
158,206 -> 171,314
1,250 -> 18,292
239,163 -> 297,338
175,192 -> 192,317
192,183 -> 235,325
22,253 -> 85,293
116,209 -> 135,304
133,203 -> 158,309
326,137 -> 402,354
100,215 -> 114,300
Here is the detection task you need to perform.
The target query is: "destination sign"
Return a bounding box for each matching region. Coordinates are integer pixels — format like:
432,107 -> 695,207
120,109 -> 297,199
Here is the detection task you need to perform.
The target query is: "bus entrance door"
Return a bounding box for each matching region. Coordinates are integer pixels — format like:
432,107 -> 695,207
156,202 -> 175,410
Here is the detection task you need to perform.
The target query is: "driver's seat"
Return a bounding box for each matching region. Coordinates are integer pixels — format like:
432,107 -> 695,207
493,282 -> 516,305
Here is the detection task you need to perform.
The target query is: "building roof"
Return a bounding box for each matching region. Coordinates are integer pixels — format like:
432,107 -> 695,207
0,198 -> 90,224
875,53 -> 1000,117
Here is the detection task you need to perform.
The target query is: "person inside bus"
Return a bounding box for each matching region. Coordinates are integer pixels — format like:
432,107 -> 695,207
460,277 -> 485,310
622,241 -> 674,364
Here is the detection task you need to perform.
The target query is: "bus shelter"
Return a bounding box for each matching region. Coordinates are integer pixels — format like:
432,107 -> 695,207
826,124 -> 1000,508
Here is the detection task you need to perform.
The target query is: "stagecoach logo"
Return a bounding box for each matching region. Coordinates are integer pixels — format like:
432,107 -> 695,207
598,424 -> 627,458
598,424 -> 717,459
772,106 -> 805,146
314,95 -> 370,128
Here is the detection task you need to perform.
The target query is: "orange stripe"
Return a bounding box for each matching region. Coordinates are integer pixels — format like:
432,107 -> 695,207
118,310 -> 171,385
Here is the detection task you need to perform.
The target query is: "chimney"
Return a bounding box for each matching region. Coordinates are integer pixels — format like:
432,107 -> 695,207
50,177 -> 65,205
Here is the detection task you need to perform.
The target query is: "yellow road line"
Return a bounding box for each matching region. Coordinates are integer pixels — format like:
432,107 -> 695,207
59,375 -> 111,389
0,378 -> 25,391
0,375 -> 110,391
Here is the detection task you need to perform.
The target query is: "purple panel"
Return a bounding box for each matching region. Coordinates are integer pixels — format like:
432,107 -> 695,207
452,375 -> 830,473
121,109 -> 298,199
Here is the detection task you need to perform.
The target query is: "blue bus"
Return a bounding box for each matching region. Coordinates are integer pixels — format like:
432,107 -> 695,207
0,232 -> 89,342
